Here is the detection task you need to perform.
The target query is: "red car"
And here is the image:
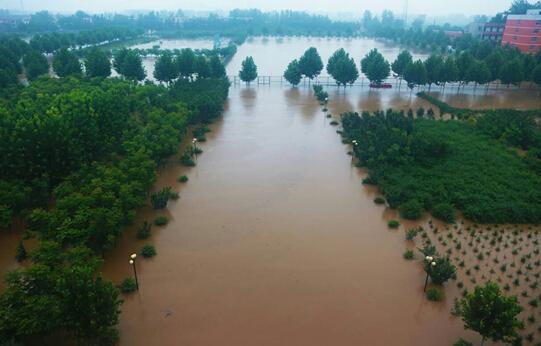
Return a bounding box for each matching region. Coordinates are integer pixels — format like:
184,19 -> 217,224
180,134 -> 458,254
369,83 -> 392,89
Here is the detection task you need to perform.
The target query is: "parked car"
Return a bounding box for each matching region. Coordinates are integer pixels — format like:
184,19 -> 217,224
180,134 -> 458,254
369,83 -> 392,89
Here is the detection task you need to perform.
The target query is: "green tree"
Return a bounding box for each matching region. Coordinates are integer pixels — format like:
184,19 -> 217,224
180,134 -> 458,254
209,55 -> 226,78
457,52 -> 475,85
284,59 -> 302,86
239,56 -> 258,84
465,60 -> 492,89
153,51 -> 178,84
484,51 -> 503,82
500,58 -> 524,86
326,48 -> 359,86
424,54 -> 444,91
404,60 -> 427,91
441,56 -> 459,90
521,53 -> 537,81
23,50 -> 49,81
84,47 -> 111,78
361,48 -> 390,85
194,56 -> 211,79
176,48 -> 196,79
392,50 -> 413,88
425,257 -> 456,285
533,64 -> 541,87
0,244 -> 122,344
52,48 -> 82,77
298,47 -> 324,80
113,48 -> 146,81
459,282 -> 523,345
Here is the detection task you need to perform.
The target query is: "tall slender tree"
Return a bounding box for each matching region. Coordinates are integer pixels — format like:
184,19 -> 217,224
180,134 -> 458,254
153,51 -> 178,84
361,49 -> 390,85
84,47 -> 111,78
392,50 -> 413,88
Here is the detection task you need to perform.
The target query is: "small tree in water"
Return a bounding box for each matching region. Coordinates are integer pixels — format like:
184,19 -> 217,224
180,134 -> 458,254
239,56 -> 257,84
284,59 -> 302,86
361,48 -> 390,86
459,282 -> 523,346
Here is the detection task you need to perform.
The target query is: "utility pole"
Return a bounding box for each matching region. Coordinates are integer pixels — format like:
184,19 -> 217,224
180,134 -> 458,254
404,0 -> 409,27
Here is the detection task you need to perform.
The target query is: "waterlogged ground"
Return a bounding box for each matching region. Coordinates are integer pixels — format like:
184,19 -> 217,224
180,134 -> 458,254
1,37 -> 541,345
101,85 -> 484,345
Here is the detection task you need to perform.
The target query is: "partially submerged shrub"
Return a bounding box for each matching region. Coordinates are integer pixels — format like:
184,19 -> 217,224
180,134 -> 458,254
120,277 -> 137,293
137,221 -> 152,239
388,220 -> 400,229
426,286 -> 443,301
403,250 -> 414,260
399,199 -> 423,220
178,175 -> 189,183
151,187 -> 173,209
374,197 -> 386,205
154,216 -> 169,226
141,244 -> 157,258
406,228 -> 419,241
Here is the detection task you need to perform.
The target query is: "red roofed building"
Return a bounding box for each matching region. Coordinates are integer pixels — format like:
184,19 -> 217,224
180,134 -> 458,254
502,9 -> 541,53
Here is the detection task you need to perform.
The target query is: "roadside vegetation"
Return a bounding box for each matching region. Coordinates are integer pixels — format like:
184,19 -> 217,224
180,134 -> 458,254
0,36 -> 229,343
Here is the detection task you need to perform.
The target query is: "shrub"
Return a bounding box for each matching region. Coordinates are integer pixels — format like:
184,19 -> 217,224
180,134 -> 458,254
388,220 -> 400,229
154,216 -> 168,226
399,199 -> 423,220
426,287 -> 443,301
406,228 -> 419,240
403,250 -> 414,260
330,120 -> 339,126
427,257 -> 456,285
178,175 -> 189,183
416,107 -> 425,117
136,221 -> 152,239
180,154 -> 196,167
453,339 -> 473,346
120,277 -> 137,293
151,187 -> 172,209
432,203 -> 455,223
374,197 -> 386,205
15,240 -> 27,262
141,244 -> 157,258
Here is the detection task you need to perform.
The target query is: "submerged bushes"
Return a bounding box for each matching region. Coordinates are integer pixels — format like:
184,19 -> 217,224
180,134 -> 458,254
341,109 -> 541,224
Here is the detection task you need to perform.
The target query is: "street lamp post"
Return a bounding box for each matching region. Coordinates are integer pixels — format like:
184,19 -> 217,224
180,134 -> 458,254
130,253 -> 139,291
424,256 -> 437,292
192,138 -> 198,159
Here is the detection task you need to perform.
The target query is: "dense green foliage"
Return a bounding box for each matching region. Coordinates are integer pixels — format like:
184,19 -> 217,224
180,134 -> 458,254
426,286 -> 444,301
0,243 -> 122,344
23,49 -> 49,81
113,48 -> 146,81
341,110 -> 541,223
0,52 -> 229,342
84,47 -> 112,78
52,48 -> 82,77
425,257 -> 456,285
459,282 -> 523,345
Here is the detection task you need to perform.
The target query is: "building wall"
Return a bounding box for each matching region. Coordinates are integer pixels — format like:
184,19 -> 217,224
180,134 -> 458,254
502,13 -> 541,53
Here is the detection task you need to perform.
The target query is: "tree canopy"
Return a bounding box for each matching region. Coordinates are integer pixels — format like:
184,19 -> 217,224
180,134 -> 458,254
284,59 -> 302,86
84,47 -> 111,78
326,48 -> 359,86
52,48 -> 82,77
361,48 -> 390,85
239,56 -> 258,83
299,47 -> 324,80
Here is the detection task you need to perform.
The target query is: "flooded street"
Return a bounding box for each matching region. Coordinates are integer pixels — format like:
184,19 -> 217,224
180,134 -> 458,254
102,85 -> 478,345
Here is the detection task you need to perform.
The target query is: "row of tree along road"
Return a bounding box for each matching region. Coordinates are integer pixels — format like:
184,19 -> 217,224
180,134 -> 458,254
236,45 -> 541,90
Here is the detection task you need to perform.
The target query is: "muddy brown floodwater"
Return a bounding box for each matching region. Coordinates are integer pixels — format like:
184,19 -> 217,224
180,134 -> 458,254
101,85 -> 484,346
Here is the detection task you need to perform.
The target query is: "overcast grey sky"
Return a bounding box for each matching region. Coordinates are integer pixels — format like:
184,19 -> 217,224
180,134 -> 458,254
1,0 -> 512,16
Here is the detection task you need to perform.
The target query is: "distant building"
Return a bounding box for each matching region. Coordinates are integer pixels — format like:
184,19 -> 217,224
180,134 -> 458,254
467,22 -> 505,42
502,9 -> 541,53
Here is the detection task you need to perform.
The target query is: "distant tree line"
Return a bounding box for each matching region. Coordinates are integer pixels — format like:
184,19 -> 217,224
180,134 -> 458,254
281,44 -> 541,90
8,9 -> 359,38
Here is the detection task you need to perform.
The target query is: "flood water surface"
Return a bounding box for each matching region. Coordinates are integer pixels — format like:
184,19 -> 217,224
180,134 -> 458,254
102,86 -> 479,346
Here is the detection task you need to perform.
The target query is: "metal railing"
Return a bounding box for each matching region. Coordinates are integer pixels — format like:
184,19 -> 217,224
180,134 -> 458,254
227,75 -> 537,92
